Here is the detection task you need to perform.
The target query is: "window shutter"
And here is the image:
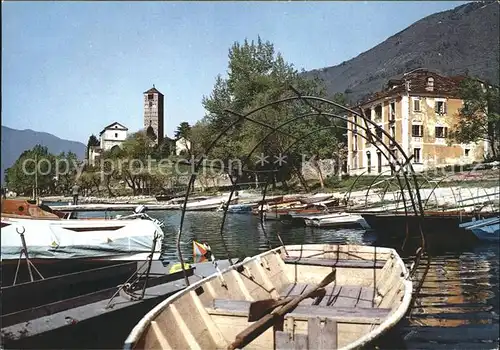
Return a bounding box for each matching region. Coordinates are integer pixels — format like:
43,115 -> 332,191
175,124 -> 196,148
443,102 -> 447,114
435,102 -> 439,113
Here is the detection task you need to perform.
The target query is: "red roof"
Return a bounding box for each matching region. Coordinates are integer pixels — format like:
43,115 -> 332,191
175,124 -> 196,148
357,68 -> 465,106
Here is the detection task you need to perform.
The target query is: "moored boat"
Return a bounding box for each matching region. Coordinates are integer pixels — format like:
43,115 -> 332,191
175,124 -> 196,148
1,200 -> 165,285
459,216 -> 500,242
304,213 -> 370,229
361,210 -> 498,237
298,193 -> 334,205
124,243 -> 412,350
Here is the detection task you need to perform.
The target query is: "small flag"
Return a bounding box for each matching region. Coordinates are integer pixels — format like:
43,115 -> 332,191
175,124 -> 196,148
193,240 -> 211,257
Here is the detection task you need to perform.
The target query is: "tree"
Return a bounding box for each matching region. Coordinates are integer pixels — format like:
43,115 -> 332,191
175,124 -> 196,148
174,122 -> 192,140
54,151 -> 80,195
86,134 -> 100,160
174,122 -> 193,156
5,145 -> 57,195
115,131 -> 156,195
78,166 -> 101,196
450,78 -> 500,159
297,92 -> 348,188
201,36 -> 344,190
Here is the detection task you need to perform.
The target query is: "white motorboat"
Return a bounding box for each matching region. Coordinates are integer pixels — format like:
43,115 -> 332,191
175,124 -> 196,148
304,212 -> 370,229
1,200 -> 165,264
1,216 -> 164,262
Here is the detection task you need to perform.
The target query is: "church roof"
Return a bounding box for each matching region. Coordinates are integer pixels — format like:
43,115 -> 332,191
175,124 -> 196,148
99,122 -> 128,135
144,86 -> 163,95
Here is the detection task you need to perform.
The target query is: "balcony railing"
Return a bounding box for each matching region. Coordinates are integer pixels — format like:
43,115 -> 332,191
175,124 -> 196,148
412,136 -> 423,143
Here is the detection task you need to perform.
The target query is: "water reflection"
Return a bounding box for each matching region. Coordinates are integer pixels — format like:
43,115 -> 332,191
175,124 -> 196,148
45,204 -> 499,348
155,210 -> 499,348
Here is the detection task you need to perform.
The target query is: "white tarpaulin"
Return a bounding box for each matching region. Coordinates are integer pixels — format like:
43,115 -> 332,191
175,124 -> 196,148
1,218 -> 164,260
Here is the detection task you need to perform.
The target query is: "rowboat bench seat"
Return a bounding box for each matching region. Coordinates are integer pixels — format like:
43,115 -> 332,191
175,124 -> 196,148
280,283 -> 377,308
207,299 -> 390,325
283,256 -> 386,269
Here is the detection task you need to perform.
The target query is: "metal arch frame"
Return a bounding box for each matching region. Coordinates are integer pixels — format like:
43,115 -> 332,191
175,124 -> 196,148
246,122 -> 429,267
363,169 -> 407,210
379,175 -> 410,212
216,110 -> 422,235
211,112 -> 413,259
175,88 -> 427,286
344,171 -> 368,209
235,122 -> 415,256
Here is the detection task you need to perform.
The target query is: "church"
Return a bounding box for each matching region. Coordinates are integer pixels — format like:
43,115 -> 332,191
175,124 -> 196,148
87,85 -> 169,165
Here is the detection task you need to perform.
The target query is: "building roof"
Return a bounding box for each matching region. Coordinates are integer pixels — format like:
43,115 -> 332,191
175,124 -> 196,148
144,85 -> 163,95
357,68 -> 467,106
99,122 -> 128,135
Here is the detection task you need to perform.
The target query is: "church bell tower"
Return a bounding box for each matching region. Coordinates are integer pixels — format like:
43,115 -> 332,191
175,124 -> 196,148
143,85 -> 164,145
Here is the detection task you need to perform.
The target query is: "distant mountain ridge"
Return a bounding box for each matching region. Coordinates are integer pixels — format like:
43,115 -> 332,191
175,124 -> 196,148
1,126 -> 86,181
303,1 -> 500,103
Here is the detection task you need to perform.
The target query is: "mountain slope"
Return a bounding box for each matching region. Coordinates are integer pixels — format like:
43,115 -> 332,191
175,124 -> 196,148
304,1 -> 499,103
1,126 -> 86,179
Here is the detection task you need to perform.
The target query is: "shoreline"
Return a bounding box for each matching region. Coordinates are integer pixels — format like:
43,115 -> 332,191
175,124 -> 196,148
34,185 -> 499,210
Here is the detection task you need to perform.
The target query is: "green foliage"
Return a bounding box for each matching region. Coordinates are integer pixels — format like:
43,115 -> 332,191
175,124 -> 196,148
97,131 -> 170,195
5,145 -> 81,196
174,122 -> 192,140
450,77 -> 500,159
200,36 -> 347,190
86,134 -> 100,159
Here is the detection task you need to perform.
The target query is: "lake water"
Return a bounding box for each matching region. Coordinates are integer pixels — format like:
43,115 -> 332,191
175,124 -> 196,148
49,205 -> 500,348
153,210 -> 499,349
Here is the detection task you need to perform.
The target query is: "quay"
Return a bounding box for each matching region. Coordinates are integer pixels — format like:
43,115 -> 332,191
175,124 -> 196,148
50,203 -> 180,212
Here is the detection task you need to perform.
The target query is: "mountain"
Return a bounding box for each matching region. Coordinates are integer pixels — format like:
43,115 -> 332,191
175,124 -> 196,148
304,1 -> 499,103
1,126 -> 86,179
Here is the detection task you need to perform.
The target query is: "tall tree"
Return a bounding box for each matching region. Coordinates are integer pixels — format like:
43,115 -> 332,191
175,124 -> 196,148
201,36 -> 344,190
450,78 -> 500,159
174,122 -> 192,139
5,145 -> 57,195
116,131 -> 156,195
86,134 -> 100,159
174,122 -> 193,156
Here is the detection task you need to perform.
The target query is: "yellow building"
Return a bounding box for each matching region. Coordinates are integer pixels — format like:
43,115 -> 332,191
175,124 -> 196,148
347,69 -> 486,175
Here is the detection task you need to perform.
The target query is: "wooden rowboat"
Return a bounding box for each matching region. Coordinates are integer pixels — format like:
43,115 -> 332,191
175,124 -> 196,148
124,244 -> 412,350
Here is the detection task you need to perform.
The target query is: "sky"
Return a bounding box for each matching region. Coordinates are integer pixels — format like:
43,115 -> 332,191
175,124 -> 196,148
2,1 -> 468,144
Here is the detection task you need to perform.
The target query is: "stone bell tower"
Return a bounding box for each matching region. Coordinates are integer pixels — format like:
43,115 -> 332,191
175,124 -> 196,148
143,85 -> 164,144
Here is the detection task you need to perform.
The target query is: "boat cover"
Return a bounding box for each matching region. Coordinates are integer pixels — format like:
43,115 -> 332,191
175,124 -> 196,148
1,218 -> 164,260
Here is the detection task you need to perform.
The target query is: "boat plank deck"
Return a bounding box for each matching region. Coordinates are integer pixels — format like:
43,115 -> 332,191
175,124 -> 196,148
209,299 -> 390,324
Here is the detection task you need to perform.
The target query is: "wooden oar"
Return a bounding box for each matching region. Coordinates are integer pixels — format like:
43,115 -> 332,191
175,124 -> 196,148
248,288 -> 326,322
228,269 -> 336,350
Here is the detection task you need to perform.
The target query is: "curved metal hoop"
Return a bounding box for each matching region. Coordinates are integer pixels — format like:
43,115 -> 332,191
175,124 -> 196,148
175,87 -> 427,285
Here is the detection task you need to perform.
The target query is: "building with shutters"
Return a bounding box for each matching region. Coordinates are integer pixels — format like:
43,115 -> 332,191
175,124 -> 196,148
346,69 -> 487,175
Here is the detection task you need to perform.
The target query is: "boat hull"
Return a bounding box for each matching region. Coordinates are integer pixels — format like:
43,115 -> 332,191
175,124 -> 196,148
1,217 -> 164,262
362,212 -> 496,236
1,263 -> 195,349
124,244 -> 412,350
